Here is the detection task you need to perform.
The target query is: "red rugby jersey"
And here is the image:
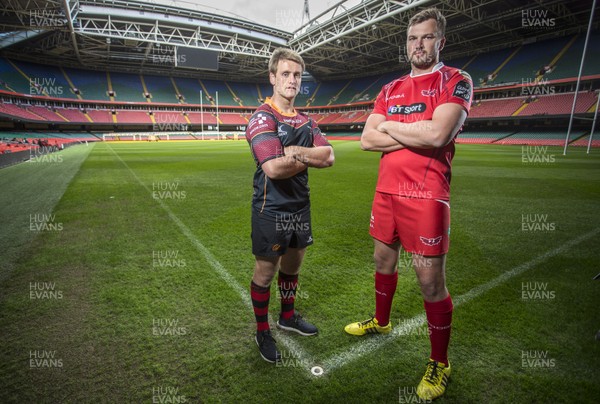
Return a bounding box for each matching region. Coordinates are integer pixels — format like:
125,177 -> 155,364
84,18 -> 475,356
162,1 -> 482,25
372,62 -> 472,200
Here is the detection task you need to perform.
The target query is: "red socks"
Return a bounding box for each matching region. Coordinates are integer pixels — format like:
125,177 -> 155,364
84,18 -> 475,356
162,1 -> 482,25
250,281 -> 270,332
278,272 -> 298,320
424,294 -> 453,366
374,271 -> 398,326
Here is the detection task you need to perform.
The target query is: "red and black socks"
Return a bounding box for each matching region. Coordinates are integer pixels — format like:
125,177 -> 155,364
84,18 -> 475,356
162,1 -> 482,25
278,271 -> 298,320
251,281 -> 270,332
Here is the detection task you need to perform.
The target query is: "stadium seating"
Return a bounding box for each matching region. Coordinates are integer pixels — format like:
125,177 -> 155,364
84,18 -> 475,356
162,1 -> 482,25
56,108 -> 89,123
495,130 -> 586,146
493,37 -> 571,84
0,57 -> 33,95
228,82 -> 261,106
109,72 -> 146,102
201,79 -> 236,106
461,47 -> 517,86
0,102 -> 44,121
12,60 -> 77,99
144,74 -> 178,104
519,92 -> 597,116
469,98 -> 525,118
456,131 -> 516,144
87,109 -> 114,123
545,31 -> 600,79
26,106 -> 66,121
64,67 -> 110,101
153,111 -> 187,125
114,110 -> 152,124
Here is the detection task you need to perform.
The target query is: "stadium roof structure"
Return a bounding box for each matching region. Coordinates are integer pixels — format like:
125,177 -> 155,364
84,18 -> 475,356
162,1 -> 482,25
0,0 -> 597,82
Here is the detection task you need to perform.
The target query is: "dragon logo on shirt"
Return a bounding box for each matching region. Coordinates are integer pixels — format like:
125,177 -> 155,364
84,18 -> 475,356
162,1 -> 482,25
420,236 -> 443,246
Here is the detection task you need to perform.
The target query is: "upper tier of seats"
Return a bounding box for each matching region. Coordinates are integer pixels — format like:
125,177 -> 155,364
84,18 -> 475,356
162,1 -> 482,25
1,33 -> 597,108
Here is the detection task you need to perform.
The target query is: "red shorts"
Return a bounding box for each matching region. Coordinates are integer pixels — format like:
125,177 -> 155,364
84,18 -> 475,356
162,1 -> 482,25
369,192 -> 450,256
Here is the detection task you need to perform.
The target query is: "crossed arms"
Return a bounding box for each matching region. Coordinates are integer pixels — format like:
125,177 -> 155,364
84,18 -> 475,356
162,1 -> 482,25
360,103 -> 468,152
261,145 -> 335,180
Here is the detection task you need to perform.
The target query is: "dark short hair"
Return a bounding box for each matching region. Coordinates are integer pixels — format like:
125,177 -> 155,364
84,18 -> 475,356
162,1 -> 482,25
408,7 -> 446,37
268,48 -> 305,75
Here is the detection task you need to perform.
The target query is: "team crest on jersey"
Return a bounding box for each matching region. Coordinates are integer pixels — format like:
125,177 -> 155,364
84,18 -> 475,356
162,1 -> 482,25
452,80 -> 471,102
420,236 -> 443,246
388,102 -> 426,115
277,124 -> 287,137
421,89 -> 437,97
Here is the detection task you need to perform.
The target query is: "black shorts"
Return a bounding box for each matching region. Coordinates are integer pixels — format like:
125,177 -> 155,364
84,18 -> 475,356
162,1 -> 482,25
251,209 -> 313,257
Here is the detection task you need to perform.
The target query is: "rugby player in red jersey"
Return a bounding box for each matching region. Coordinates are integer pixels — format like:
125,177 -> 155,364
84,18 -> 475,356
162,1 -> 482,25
344,8 -> 472,400
246,48 -> 334,363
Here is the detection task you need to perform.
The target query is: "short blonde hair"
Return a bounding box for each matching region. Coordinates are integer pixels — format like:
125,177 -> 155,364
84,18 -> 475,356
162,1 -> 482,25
268,48 -> 305,75
408,7 -> 446,37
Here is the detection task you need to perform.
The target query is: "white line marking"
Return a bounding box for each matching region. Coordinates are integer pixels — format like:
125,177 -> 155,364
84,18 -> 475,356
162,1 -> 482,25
106,144 -> 312,364
316,227 -> 600,376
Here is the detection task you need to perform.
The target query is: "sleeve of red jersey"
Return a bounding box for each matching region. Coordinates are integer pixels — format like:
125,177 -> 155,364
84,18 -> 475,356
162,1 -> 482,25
371,85 -> 388,116
311,120 -> 332,147
441,70 -> 473,114
245,111 -> 284,166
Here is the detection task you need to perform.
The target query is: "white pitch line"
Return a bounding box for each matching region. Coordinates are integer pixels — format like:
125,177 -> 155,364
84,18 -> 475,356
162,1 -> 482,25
315,227 -> 600,376
106,144 -> 312,364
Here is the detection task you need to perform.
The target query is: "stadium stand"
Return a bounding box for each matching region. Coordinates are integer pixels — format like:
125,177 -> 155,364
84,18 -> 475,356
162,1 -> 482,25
144,74 -> 178,104
456,131 -> 516,144
0,57 -> 32,95
493,36 -> 572,85
64,67 -> 110,101
495,130 -> 587,146
201,79 -> 237,106
469,98 -> 526,118
519,92 -> 598,116
114,110 -> 152,124
109,72 -> 146,102
228,82 -> 261,106
55,108 -> 90,123
173,77 -> 204,104
86,109 -> 114,124
461,47 -> 517,86
27,106 -> 65,122
12,60 -> 77,100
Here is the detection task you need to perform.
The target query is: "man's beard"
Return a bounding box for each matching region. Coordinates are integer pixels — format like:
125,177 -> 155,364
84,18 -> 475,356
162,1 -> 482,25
410,51 -> 436,70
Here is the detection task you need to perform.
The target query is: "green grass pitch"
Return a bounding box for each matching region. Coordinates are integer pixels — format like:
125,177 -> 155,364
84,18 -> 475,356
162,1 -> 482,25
0,140 -> 599,402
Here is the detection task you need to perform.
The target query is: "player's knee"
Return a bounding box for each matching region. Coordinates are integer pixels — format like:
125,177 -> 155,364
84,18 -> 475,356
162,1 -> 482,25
419,282 -> 447,300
